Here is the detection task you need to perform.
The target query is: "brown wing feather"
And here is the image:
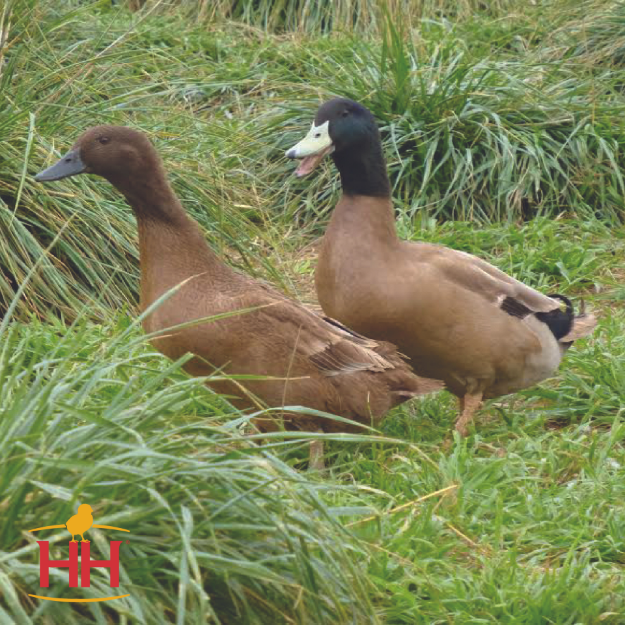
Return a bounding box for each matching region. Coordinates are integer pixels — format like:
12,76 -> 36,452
240,278 -> 444,402
255,297 -> 442,392
433,248 -> 597,343
257,300 -> 400,375
419,244 -> 559,313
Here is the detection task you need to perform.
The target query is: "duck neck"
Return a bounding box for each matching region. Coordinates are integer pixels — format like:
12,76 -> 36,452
110,167 -> 231,307
331,139 -> 391,198
327,143 -> 397,247
328,194 -> 399,248
114,167 -> 187,225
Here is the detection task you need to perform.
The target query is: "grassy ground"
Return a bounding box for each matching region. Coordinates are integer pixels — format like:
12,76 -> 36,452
1,0 -> 625,623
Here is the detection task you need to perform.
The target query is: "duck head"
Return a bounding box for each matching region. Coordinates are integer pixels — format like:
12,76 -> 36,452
286,98 -> 390,197
35,125 -> 157,183
285,98 -> 379,177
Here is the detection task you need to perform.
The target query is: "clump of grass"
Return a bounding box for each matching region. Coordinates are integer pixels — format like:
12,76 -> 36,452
275,17 -> 625,225
0,0 -> 290,320
134,0 -> 522,34
543,0 -> 625,67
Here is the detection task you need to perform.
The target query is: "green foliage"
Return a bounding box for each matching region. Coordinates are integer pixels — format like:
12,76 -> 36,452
543,0 -> 625,67
277,28 -> 625,224
0,0 -> 287,319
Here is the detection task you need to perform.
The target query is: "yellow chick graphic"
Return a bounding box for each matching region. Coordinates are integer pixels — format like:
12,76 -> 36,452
65,504 -> 94,542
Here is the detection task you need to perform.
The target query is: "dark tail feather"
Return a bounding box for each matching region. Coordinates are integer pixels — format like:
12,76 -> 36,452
534,293 -> 575,341
560,298 -> 597,342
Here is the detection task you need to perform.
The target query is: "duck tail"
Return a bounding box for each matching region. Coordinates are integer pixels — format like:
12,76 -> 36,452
535,294 -> 597,344
559,298 -> 597,343
390,375 -> 445,406
534,294 -> 574,341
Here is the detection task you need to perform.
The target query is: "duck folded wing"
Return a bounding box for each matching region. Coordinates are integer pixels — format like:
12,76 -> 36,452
254,299 -> 402,375
269,303 -> 445,402
308,322 -> 397,376
426,246 -> 560,313
245,277 -> 402,364
427,248 -> 597,341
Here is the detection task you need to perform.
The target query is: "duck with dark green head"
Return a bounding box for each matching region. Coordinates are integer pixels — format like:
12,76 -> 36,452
287,97 -> 597,436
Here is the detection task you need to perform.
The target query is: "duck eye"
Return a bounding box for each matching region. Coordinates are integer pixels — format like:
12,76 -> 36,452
314,133 -> 321,138
98,136 -> 110,145
342,110 -> 349,117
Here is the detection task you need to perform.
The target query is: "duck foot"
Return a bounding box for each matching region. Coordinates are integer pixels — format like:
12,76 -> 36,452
309,438 -> 325,471
455,393 -> 483,437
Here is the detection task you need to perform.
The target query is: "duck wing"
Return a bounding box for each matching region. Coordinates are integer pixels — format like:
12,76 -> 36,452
237,279 -> 439,386
255,298 -> 400,375
243,278 -> 400,372
258,300 -> 445,402
416,244 -> 596,342
422,244 -> 558,312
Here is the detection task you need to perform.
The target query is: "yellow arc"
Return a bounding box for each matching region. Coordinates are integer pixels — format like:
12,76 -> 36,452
28,594 -> 130,602
28,524 -> 129,533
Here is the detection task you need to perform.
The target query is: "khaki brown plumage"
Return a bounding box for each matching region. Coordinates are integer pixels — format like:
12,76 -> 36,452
34,125 -> 442,467
287,98 -> 597,436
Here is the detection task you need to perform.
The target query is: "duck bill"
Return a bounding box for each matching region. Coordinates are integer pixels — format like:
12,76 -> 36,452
34,149 -> 86,182
285,121 -> 334,177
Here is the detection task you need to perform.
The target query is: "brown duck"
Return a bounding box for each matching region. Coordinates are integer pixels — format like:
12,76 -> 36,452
286,98 -> 597,436
34,125 -> 442,468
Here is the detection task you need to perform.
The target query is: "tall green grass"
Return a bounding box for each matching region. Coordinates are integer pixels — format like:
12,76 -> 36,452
1,0 -> 624,321
542,0 -> 625,67
0,305 -> 382,624
128,0 -> 521,33
0,0 -> 290,319
272,22 -> 625,224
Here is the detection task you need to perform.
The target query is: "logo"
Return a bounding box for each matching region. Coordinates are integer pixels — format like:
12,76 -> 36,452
28,503 -> 130,603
